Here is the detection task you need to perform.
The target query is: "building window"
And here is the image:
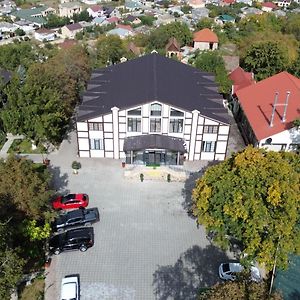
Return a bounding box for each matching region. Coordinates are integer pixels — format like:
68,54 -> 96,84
169,119 -> 183,133
202,141 -> 216,152
203,125 -> 218,134
150,103 -> 162,116
127,118 -> 141,132
170,108 -> 184,117
150,118 -> 161,132
88,122 -> 103,131
90,139 -> 103,150
128,108 -> 141,116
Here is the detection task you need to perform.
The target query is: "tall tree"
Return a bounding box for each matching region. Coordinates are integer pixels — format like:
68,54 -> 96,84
242,41 -> 288,80
192,147 -> 300,271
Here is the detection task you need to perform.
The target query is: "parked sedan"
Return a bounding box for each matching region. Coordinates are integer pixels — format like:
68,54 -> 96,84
61,274 -> 80,300
52,193 -> 89,210
219,262 -> 261,282
49,227 -> 94,255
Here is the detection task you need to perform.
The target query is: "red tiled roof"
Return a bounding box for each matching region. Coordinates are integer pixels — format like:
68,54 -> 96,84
223,0 -> 235,4
193,28 -> 218,43
229,66 -> 255,93
117,24 -> 133,31
90,4 -> 102,12
262,2 -> 278,8
236,71 -> 300,141
107,17 -> 120,23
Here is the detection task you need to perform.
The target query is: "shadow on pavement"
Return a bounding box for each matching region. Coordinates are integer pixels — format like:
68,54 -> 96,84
181,161 -> 220,217
153,244 -> 230,300
49,165 -> 69,192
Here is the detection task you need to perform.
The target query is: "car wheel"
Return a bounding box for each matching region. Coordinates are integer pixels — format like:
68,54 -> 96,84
54,249 -> 61,255
79,245 -> 87,252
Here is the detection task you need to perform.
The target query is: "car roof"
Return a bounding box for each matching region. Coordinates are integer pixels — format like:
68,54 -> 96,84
64,209 -> 84,219
61,276 -> 78,300
228,263 -> 244,273
66,227 -> 93,238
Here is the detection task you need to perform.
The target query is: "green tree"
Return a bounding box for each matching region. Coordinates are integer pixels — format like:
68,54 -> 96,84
73,10 -> 92,23
283,14 -> 300,41
15,28 -> 25,36
147,22 -> 193,51
199,280 -> 283,300
44,14 -> 70,29
195,17 -> 214,30
192,147 -> 300,271
194,51 -> 232,94
242,41 -> 288,80
181,4 -> 192,14
95,35 -> 126,66
138,15 -> 155,26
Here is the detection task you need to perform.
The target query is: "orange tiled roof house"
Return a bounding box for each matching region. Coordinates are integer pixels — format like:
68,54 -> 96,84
232,71 -> 300,152
193,28 -> 218,51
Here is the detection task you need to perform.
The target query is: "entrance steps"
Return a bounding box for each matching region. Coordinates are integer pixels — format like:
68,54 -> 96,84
124,165 -> 188,182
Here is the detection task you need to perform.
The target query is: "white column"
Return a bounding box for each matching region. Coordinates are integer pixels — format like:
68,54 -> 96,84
111,106 -> 120,159
188,110 -> 199,160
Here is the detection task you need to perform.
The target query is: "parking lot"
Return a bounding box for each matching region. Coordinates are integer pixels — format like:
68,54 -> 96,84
45,161 -> 232,299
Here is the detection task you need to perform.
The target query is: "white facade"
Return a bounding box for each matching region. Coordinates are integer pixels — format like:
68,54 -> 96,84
258,127 -> 300,152
76,101 -> 229,161
193,41 -> 218,51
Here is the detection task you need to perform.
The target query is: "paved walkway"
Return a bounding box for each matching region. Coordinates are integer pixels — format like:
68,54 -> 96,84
0,133 -> 24,155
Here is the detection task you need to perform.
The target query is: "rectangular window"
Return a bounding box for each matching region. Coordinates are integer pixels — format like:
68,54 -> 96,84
202,141 -> 216,152
203,125 -> 218,134
88,122 -> 103,131
127,118 -> 141,132
169,119 -> 183,133
90,139 -> 103,150
150,118 -> 161,132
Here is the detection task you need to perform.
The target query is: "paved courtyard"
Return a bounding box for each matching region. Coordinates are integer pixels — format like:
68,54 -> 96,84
43,131 -> 234,300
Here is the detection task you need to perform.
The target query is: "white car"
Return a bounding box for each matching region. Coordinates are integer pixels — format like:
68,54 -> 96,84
61,275 -> 80,300
219,262 -> 261,282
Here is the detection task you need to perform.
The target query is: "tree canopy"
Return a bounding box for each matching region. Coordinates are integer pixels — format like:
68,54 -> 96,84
192,147 -> 300,271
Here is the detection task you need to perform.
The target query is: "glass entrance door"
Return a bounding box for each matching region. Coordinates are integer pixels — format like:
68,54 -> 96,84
146,151 -> 165,165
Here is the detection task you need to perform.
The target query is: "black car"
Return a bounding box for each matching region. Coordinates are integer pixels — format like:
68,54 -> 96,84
52,208 -> 100,232
49,227 -> 94,255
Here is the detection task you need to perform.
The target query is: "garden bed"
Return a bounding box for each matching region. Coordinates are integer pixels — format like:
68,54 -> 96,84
8,139 -> 47,154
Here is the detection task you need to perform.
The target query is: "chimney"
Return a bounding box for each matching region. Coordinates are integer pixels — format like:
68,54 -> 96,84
270,92 -> 279,127
281,91 -> 290,123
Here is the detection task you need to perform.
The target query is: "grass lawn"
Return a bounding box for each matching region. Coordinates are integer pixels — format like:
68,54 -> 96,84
8,139 -> 47,154
19,277 -> 44,300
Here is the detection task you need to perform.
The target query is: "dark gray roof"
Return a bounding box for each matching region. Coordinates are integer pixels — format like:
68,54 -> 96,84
0,69 -> 12,85
77,53 -> 230,124
123,134 -> 187,152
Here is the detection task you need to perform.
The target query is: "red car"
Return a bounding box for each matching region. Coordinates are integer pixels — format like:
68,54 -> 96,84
52,193 -> 89,210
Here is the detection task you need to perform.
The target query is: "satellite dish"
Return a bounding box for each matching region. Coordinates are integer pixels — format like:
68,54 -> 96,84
266,138 -> 272,144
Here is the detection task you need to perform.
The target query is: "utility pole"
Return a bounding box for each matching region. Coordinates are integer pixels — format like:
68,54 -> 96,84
269,236 -> 281,297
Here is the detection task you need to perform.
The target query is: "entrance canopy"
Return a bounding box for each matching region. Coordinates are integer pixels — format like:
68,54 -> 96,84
123,134 -> 186,153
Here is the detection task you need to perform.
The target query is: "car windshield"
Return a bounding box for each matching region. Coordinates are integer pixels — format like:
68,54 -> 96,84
222,263 -> 230,272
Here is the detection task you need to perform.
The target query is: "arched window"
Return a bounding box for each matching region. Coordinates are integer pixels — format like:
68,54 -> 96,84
150,103 -> 162,116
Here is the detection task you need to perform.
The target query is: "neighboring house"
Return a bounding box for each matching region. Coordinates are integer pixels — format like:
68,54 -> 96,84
124,15 -> 142,24
10,6 -> 54,26
215,14 -> 235,25
274,0 -> 291,7
14,20 -> 35,33
124,0 -> 143,11
0,0 -> 16,15
59,2 -> 82,18
155,14 -> 175,26
168,6 -> 184,16
191,7 -> 209,21
61,23 -> 83,39
239,7 -> 262,18
193,28 -> 218,50
116,24 -> 133,31
76,53 -> 230,163
127,41 -> 141,56
232,71 -> 300,152
220,0 -> 236,5
165,37 -> 181,59
87,4 -> 104,18
81,0 -> 97,4
104,16 -> 120,25
189,0 -> 206,8
236,0 -> 252,5
0,21 -> 17,38
91,16 -> 107,26
229,66 -> 255,94
103,6 -> 121,18
34,28 -> 56,41
261,1 -> 278,12
106,27 -> 134,38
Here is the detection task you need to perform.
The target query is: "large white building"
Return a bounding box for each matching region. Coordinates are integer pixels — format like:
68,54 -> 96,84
76,54 -> 230,165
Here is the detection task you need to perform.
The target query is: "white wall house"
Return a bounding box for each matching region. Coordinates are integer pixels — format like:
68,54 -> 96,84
232,71 -> 300,153
193,28 -> 218,51
76,54 -> 230,164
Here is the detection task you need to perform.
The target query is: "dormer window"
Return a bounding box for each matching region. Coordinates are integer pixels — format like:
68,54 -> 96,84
150,103 -> 162,116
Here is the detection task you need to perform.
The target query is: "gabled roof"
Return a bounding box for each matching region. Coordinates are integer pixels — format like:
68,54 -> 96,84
116,24 -> 133,31
65,23 -> 82,31
229,66 -> 255,93
193,28 -> 218,43
236,71 -> 300,141
166,37 -> 181,52
77,54 -> 230,124
89,4 -> 102,12
262,1 -> 278,8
